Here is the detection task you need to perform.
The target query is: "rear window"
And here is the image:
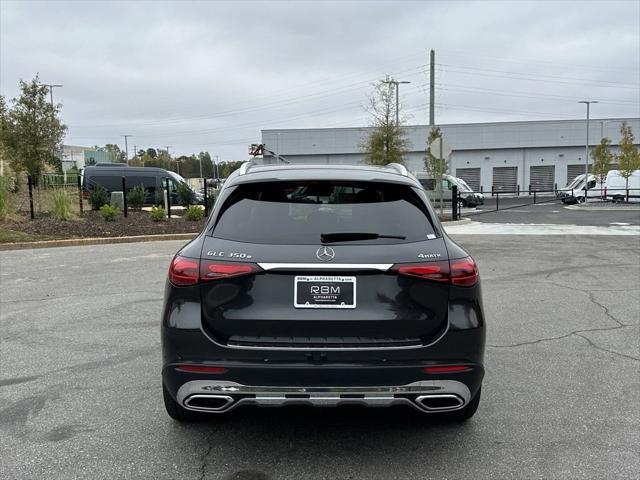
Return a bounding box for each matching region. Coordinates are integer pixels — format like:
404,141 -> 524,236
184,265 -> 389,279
212,181 -> 435,244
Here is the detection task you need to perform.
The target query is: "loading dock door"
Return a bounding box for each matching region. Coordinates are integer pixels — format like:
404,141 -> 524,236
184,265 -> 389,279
567,164 -> 592,184
455,168 -> 481,192
492,166 -> 518,192
530,165 -> 555,191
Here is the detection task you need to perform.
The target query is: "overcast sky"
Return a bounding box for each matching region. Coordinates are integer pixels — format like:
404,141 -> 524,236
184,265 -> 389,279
1,0 -> 639,160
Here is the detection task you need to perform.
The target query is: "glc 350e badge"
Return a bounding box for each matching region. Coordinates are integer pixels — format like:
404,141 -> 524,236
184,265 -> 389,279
316,246 -> 335,261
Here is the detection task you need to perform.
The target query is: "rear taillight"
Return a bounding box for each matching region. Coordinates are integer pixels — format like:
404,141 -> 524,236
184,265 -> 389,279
200,260 -> 259,281
393,256 -> 478,287
450,257 -> 479,287
169,256 -> 199,286
423,365 -> 471,374
175,364 -> 228,374
168,255 -> 261,286
395,261 -> 450,282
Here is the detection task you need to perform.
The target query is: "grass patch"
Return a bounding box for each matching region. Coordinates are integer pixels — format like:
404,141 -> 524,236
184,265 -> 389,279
0,228 -> 61,243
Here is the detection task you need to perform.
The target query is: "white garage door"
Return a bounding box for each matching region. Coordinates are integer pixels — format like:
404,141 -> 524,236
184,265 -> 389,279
492,167 -> 518,192
455,168 -> 481,192
530,165 -> 555,191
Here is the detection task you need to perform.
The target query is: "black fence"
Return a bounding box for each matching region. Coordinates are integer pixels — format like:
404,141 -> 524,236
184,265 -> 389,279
450,186 -> 639,221
23,174 -> 221,220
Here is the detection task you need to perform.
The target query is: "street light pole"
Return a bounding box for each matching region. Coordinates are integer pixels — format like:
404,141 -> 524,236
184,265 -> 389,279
121,135 -> 132,165
383,79 -> 411,126
579,101 -> 598,202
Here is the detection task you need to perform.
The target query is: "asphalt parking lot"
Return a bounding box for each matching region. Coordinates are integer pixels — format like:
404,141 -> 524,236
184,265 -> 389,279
1,233 -> 639,479
464,196 -> 640,226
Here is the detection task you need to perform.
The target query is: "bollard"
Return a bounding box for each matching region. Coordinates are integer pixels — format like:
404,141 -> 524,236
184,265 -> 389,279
27,175 -> 35,220
451,185 -> 458,221
122,176 -> 128,218
491,185 -> 495,197
517,185 -> 520,196
165,177 -> 171,219
533,191 -> 537,204
77,175 -> 84,216
480,185 -> 483,193
203,179 -> 209,217
496,192 -> 499,211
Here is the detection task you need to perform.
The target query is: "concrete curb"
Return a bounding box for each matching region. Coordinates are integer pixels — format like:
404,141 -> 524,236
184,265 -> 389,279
564,205 -> 640,211
0,233 -> 199,251
440,217 -> 472,226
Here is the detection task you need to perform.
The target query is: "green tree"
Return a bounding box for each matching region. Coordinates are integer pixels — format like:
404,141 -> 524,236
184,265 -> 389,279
591,137 -> 613,198
0,94 -> 8,176
103,144 -> 126,163
360,78 -> 409,165
2,76 -> 67,183
616,121 -> 640,200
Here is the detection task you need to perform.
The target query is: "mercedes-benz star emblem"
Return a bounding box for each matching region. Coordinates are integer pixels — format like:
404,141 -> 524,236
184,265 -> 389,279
316,246 -> 335,261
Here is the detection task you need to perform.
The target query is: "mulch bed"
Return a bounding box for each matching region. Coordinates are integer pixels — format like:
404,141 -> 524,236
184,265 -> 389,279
3,210 -> 205,239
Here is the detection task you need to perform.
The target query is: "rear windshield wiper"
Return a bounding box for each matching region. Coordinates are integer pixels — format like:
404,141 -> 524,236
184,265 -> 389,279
320,232 -> 406,243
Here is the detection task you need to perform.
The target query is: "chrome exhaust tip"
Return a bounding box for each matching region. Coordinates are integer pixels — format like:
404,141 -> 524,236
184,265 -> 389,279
184,394 -> 234,412
415,394 -> 464,411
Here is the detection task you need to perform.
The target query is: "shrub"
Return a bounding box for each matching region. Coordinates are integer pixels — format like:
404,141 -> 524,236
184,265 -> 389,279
150,205 -> 166,221
100,204 -> 119,221
127,184 -> 146,209
89,185 -> 109,210
0,176 -> 8,221
154,190 -> 165,207
51,189 -> 73,221
185,205 -> 204,221
176,182 -> 196,206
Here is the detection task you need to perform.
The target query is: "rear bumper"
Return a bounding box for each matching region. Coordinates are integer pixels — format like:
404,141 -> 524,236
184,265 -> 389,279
175,379 -> 471,414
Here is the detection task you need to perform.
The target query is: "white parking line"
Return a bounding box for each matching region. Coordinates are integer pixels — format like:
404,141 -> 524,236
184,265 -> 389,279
444,221 -> 640,235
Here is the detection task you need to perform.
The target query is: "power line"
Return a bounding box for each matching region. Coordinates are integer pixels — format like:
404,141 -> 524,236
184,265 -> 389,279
435,63 -> 638,89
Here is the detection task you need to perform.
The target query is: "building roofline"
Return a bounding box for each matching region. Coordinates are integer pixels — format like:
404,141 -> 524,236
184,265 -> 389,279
262,117 -> 640,134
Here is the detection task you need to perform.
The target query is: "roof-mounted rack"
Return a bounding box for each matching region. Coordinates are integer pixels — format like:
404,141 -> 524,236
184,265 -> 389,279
238,161 -> 254,175
385,163 -> 408,176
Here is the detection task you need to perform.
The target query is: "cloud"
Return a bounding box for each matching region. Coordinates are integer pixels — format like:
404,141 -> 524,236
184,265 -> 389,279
1,0 -> 638,160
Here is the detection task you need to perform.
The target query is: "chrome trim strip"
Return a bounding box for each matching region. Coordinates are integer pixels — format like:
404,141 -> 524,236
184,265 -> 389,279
176,380 -> 470,414
258,263 -> 393,271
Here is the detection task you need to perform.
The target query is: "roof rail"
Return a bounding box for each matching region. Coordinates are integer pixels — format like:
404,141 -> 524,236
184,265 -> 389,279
385,163 -> 408,176
238,161 -> 254,175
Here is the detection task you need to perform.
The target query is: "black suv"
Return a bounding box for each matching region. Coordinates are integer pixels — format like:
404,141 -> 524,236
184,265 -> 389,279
161,162 -> 485,422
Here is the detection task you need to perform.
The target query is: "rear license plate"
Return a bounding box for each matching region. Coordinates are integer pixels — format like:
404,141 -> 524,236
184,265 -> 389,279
294,276 -> 356,309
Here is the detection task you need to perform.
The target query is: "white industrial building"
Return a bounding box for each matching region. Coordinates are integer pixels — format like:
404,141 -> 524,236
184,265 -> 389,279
261,118 -> 639,193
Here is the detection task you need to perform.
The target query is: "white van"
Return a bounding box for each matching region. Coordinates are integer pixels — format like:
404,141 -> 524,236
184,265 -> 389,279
558,174 -> 604,203
605,170 -> 640,203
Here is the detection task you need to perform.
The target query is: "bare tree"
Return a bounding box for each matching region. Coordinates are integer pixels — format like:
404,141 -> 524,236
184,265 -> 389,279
360,78 -> 409,165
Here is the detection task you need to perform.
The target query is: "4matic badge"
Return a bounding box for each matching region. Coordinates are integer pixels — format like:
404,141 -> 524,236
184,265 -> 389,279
418,253 -> 441,259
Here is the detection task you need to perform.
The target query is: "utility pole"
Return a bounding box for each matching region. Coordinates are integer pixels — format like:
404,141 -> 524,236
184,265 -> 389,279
121,135 -> 132,165
40,83 -> 63,107
579,101 -> 598,201
429,50 -> 435,125
383,79 -> 411,126
165,146 -> 177,174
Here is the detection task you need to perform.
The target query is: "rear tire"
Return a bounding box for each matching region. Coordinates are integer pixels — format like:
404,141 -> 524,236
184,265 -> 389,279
437,386 -> 481,423
162,383 -> 203,422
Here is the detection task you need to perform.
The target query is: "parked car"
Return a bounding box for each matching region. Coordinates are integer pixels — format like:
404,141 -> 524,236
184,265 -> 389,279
161,162 -> 486,422
81,166 -> 203,205
605,169 -> 640,203
415,173 -> 482,208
